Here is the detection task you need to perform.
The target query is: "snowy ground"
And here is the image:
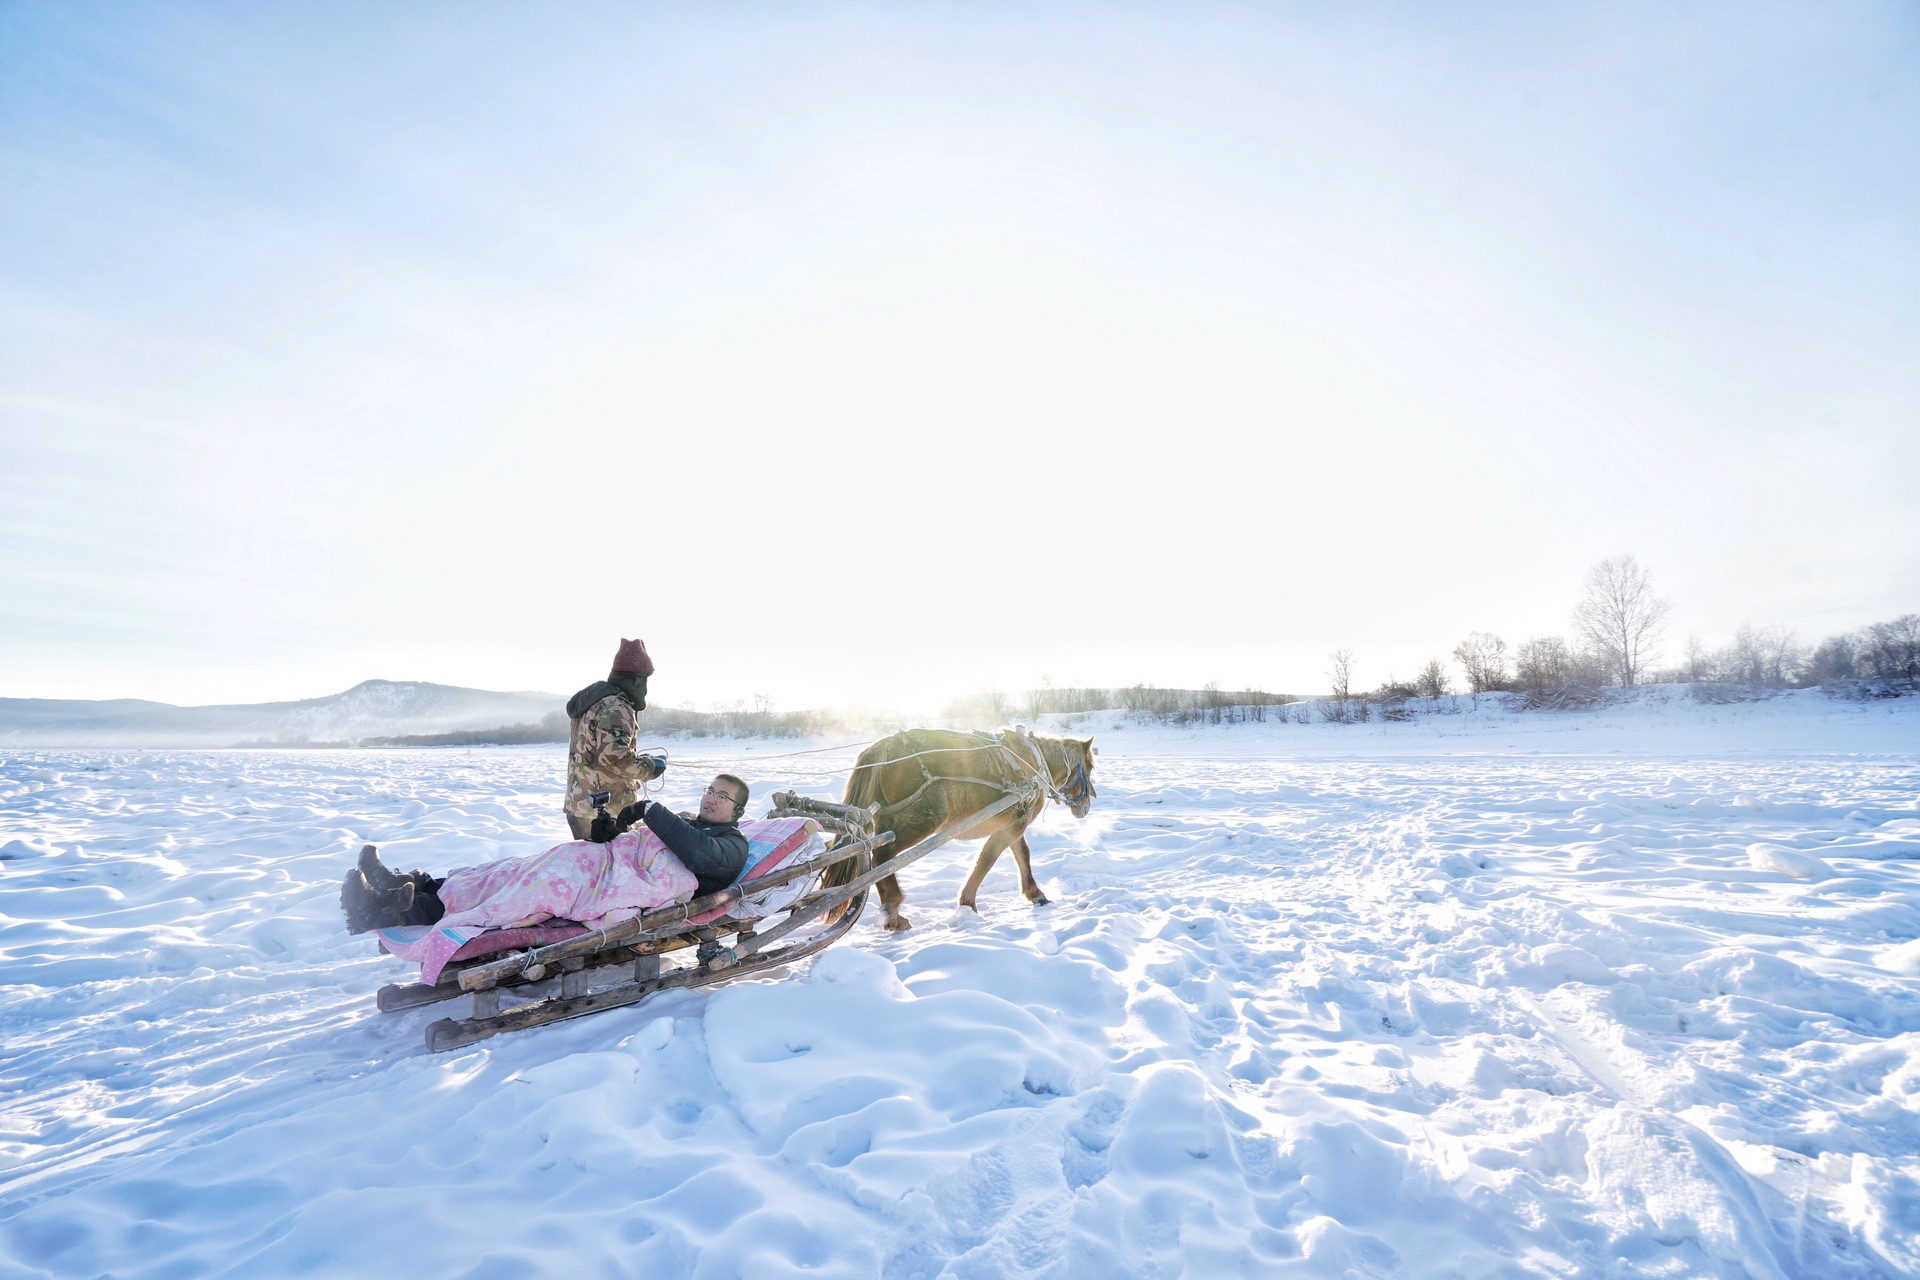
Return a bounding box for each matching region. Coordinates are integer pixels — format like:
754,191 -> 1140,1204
2,689 -> 1917,1278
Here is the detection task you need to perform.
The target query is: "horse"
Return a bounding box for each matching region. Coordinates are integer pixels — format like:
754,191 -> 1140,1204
824,727 -> 1097,932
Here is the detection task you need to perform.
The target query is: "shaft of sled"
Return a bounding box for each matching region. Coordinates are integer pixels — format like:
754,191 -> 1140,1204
768,792 -> 880,831
724,791 -> 1028,964
456,831 -> 889,992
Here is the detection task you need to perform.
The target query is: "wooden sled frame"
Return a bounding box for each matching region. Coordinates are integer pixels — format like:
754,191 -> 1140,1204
376,789 -> 1030,1052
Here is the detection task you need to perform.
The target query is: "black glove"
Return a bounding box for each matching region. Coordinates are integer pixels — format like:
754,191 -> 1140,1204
589,808 -> 619,843
614,800 -> 650,835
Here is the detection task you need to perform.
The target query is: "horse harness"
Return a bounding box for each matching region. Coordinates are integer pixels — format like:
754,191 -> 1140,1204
871,729 -> 1090,820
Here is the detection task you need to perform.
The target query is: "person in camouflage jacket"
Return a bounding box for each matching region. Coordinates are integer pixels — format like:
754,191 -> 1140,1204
563,638 -> 658,839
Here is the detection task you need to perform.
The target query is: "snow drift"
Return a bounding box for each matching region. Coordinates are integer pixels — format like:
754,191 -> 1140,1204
1,690 -> 1916,1277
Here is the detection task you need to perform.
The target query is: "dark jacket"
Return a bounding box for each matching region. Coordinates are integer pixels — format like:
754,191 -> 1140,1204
643,804 -> 748,897
565,673 -> 646,721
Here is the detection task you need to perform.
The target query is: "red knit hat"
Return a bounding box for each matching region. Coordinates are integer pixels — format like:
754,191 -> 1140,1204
611,638 -> 654,677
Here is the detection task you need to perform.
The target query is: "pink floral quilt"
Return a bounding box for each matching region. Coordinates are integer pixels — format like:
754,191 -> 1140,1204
376,817 -> 823,985
377,828 -> 696,984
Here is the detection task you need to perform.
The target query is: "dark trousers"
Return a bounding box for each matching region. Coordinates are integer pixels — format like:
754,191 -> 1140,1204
401,874 -> 447,926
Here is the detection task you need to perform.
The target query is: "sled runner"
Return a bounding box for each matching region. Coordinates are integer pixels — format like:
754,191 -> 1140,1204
372,789 -> 1031,1052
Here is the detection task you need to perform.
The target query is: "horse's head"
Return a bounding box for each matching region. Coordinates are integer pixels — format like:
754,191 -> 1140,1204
1052,735 -> 1097,818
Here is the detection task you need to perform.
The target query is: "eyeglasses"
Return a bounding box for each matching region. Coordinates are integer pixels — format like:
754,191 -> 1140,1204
703,785 -> 741,804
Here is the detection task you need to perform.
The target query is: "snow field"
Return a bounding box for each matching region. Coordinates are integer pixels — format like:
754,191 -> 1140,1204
1,697 -> 1917,1277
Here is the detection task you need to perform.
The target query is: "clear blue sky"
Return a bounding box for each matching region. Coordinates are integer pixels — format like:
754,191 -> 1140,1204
3,1 -> 1915,710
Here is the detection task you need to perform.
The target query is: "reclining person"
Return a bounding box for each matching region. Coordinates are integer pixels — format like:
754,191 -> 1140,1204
340,773 -> 752,933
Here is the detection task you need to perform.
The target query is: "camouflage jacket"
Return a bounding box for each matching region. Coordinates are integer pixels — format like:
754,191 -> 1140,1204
565,688 -> 645,817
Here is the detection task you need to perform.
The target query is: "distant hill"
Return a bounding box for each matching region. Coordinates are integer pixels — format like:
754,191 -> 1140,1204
0,680 -> 566,747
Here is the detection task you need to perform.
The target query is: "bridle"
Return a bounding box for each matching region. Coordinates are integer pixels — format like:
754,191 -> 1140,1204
1058,753 -> 1095,809
1009,730 -> 1095,812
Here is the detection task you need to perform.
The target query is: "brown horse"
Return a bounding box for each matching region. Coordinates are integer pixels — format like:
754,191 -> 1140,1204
826,727 -> 1097,932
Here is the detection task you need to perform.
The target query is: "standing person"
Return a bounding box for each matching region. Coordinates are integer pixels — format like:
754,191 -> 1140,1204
563,638 -> 658,839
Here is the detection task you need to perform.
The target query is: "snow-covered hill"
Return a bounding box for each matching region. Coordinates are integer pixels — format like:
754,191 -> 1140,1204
0,679 -> 563,747
0,692 -> 1916,1277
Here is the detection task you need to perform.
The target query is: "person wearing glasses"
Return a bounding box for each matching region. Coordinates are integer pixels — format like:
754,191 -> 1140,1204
597,772 -> 751,897
341,773 -> 753,932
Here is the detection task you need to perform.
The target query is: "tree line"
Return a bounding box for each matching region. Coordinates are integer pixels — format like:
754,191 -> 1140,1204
946,555 -> 1914,728
943,684 -> 1299,728
366,702 -> 834,747
369,554 -> 1913,744
1381,555 -> 1916,711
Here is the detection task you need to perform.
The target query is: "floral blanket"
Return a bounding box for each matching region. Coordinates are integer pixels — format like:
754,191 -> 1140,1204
377,817 -> 824,985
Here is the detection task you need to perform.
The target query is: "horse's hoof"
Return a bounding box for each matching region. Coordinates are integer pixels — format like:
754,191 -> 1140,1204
1030,894 -> 1052,907
884,916 -> 913,933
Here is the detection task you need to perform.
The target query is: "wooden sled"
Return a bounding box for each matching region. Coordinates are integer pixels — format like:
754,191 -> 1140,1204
375,789 -> 1029,1052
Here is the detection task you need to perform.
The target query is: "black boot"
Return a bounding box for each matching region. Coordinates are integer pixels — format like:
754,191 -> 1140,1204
340,867 -> 415,934
357,845 -> 402,893
340,868 -> 388,934
362,845 -> 438,899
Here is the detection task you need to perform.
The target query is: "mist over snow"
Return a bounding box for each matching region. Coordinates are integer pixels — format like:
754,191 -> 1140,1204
2,692 -> 1917,1277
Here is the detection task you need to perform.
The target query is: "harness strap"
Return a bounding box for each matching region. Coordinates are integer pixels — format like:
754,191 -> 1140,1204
873,739 -> 1049,821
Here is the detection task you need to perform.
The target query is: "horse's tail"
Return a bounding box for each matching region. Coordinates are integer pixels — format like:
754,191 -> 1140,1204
841,738 -> 889,814
821,735 -> 899,900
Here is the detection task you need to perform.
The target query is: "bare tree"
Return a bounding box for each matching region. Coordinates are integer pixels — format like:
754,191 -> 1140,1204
1682,633 -> 1712,683
1571,555 -> 1672,687
1415,658 -> 1449,700
1863,615 -> 1920,686
1024,674 -> 1053,722
1804,633 -> 1856,685
1318,649 -> 1358,723
1514,636 -> 1573,696
1451,632 -> 1509,694
1723,624 -> 1801,691
1327,649 -> 1354,702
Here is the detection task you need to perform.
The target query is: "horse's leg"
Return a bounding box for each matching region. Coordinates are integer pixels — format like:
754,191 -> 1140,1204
875,843 -> 911,932
958,828 -> 1015,912
1009,834 -> 1051,906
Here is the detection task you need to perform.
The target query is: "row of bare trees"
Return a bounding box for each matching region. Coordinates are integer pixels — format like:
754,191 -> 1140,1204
1439,630 -> 1620,706
1339,555 -> 1915,710
1341,556 -> 1672,710
945,683 -> 1297,728
936,552 -> 1911,732
1680,616 -> 1920,695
